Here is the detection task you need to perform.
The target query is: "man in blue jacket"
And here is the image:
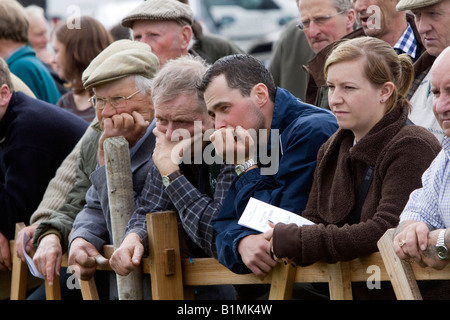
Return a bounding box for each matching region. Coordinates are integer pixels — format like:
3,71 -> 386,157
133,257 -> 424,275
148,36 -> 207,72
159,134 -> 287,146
199,54 -> 338,279
0,57 -> 87,271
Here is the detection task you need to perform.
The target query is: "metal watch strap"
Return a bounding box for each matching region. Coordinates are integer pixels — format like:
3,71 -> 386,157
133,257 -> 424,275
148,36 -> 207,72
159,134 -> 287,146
438,229 -> 446,246
437,229 -> 449,260
235,158 -> 257,176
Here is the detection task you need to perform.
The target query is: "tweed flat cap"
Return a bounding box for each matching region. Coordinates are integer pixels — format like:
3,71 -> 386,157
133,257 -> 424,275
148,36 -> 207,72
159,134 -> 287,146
397,0 -> 443,11
121,0 -> 194,29
82,39 -> 159,89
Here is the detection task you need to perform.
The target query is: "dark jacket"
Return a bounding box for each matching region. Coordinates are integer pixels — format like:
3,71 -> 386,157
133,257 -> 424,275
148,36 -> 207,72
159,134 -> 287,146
273,101 -> 442,299
212,87 -> 338,274
0,91 -> 88,239
269,19 -> 315,100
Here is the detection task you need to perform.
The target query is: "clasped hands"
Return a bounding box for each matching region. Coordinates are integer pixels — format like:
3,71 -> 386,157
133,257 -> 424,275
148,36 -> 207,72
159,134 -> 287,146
98,111 -> 150,167
393,221 -> 450,270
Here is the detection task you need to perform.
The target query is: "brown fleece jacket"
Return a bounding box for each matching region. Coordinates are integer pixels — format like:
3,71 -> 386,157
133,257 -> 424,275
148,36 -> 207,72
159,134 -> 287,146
273,102 -> 442,298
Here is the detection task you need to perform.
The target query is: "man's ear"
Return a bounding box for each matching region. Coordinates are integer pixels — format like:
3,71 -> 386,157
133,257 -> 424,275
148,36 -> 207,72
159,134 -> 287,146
346,9 -> 356,31
252,83 -> 269,107
180,25 -> 193,51
0,84 -> 11,120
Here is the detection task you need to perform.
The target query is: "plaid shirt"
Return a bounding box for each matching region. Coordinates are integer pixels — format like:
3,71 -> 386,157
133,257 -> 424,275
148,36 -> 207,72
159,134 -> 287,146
393,23 -> 418,60
126,161 -> 235,257
400,137 -> 450,228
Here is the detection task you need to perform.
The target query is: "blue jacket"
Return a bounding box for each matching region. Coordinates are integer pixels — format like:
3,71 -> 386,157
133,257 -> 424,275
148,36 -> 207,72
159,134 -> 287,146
0,92 -> 88,239
7,45 -> 61,104
212,88 -> 338,274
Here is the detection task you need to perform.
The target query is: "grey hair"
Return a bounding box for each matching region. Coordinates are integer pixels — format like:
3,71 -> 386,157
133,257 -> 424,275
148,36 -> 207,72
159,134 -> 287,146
151,55 -> 208,113
298,0 -> 352,11
134,74 -> 153,94
333,0 -> 353,12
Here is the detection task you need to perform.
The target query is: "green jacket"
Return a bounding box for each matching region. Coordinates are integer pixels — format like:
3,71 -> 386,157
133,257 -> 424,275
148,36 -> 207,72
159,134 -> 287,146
33,121 -> 101,251
7,45 -> 61,104
269,19 -> 314,101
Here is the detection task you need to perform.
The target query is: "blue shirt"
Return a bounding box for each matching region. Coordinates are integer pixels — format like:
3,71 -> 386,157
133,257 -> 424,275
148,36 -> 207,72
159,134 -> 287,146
400,136 -> 450,228
393,23 -> 418,61
212,88 -> 338,273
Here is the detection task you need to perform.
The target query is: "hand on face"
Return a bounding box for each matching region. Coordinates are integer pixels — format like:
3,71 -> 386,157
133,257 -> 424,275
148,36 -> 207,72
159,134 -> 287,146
209,126 -> 256,165
98,111 -> 150,167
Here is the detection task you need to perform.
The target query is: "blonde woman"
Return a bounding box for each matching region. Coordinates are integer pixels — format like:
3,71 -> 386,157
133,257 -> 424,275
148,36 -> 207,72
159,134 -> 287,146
266,37 -> 442,299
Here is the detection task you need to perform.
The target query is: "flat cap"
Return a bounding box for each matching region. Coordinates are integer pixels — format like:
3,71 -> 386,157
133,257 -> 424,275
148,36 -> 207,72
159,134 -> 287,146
397,0 -> 443,11
121,0 -> 194,29
82,39 -> 159,89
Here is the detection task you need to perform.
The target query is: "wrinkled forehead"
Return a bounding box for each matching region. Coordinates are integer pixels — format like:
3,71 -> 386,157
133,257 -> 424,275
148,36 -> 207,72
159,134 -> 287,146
299,0 -> 337,17
155,93 -> 205,119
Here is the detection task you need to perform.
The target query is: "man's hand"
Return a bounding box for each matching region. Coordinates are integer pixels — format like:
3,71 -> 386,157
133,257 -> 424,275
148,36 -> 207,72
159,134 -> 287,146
0,232 -> 11,271
109,233 -> 144,276
394,221 -> 430,262
210,126 -> 256,165
394,221 -> 450,269
152,127 -> 182,176
237,233 -> 277,277
98,111 -> 150,166
68,238 -> 108,281
33,234 -> 63,286
16,224 -> 38,261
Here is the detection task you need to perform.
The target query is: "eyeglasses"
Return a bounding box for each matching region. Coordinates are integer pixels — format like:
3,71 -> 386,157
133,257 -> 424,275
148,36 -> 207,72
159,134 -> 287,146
89,89 -> 144,110
297,10 -> 346,30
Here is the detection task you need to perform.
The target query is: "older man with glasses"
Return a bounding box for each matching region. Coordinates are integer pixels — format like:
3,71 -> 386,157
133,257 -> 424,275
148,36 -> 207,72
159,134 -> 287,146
300,0 -> 361,109
17,40 -> 159,300
66,40 -> 159,300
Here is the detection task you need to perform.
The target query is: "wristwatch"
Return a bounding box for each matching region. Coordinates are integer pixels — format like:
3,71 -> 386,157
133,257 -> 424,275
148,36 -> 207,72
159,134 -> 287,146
162,170 -> 183,187
436,229 -> 449,260
235,158 -> 257,176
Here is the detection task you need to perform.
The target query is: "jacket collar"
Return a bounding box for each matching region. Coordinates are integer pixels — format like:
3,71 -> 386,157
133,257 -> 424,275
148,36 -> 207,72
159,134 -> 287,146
323,100 -> 410,168
303,28 -> 366,104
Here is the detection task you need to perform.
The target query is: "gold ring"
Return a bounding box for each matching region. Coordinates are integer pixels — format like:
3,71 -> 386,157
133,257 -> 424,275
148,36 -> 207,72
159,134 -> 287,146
399,239 -> 406,248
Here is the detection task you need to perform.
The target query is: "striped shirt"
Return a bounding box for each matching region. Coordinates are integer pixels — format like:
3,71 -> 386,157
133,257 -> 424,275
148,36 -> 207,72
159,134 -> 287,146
400,136 -> 450,228
393,23 -> 418,60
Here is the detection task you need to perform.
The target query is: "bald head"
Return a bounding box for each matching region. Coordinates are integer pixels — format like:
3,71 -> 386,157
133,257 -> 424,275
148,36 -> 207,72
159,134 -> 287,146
430,46 -> 450,137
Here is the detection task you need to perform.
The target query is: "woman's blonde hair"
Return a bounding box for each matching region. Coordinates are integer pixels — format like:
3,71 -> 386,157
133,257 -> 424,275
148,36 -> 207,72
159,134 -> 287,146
324,37 -> 414,113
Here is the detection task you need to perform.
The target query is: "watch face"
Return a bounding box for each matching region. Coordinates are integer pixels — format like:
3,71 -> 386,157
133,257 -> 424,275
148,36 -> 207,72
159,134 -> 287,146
162,176 -> 170,186
437,245 -> 449,260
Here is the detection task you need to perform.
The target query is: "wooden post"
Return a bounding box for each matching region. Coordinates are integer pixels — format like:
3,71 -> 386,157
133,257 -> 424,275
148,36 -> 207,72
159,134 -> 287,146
377,228 -> 422,300
268,263 -> 296,300
80,279 -> 99,300
45,275 -> 61,300
104,136 -> 143,300
10,223 -> 28,300
147,211 -> 184,299
328,261 -> 353,300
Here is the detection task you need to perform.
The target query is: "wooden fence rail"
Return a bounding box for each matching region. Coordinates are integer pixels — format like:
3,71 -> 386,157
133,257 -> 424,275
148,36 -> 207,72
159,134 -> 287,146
9,217 -> 450,300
